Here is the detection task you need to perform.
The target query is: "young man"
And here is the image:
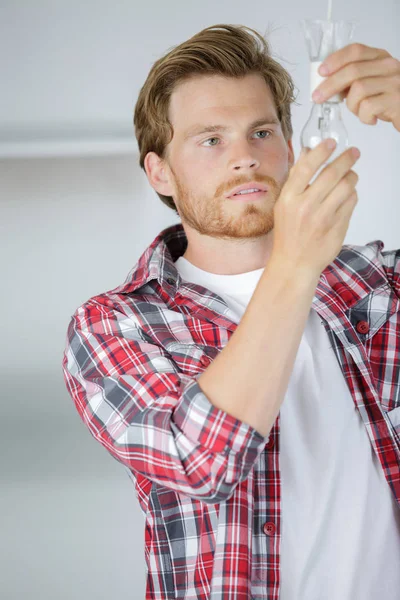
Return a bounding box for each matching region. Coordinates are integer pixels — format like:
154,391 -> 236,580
62,24 -> 400,600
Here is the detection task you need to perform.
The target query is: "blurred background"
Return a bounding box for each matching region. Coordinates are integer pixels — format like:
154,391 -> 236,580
1,0 -> 399,598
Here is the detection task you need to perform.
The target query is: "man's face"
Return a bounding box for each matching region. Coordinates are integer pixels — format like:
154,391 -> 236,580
161,73 -> 294,240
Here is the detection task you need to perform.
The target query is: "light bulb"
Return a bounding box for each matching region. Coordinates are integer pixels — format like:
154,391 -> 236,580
301,101 -> 348,160
300,19 -> 356,164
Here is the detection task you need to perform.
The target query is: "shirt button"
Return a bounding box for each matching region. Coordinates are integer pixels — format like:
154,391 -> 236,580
263,522 -> 276,536
166,277 -> 175,286
356,320 -> 369,334
200,355 -> 210,367
266,436 -> 275,450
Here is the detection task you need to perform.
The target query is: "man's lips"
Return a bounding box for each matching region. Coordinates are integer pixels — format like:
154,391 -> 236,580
230,190 -> 268,201
227,182 -> 269,198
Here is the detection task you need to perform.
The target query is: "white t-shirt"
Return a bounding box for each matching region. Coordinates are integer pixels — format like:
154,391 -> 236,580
175,255 -> 400,600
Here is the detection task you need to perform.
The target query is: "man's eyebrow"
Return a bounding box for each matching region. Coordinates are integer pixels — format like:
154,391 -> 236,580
183,116 -> 281,140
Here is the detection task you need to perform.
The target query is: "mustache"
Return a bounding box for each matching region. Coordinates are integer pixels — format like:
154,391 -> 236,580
215,174 -> 280,198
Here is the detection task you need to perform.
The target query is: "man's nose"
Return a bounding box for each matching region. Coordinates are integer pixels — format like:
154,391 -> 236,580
229,142 -> 260,170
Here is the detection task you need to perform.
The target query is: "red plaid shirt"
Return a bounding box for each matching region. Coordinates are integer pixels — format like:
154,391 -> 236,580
62,223 -> 400,599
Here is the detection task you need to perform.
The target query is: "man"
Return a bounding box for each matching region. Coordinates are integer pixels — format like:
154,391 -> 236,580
62,24 -> 400,599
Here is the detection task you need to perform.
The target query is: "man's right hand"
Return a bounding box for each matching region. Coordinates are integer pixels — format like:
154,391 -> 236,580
271,139 -> 361,278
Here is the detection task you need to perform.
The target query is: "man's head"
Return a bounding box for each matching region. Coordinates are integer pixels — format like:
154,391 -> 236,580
134,24 -> 298,241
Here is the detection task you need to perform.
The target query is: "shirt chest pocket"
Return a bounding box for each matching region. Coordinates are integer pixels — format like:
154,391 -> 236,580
385,405 -> 400,445
367,312 -> 400,413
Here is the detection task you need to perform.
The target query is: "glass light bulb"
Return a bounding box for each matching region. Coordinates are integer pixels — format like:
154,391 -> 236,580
301,100 -> 348,162
300,19 -> 356,165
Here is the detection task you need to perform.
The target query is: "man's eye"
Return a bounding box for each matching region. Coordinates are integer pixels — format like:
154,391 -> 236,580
255,130 -> 272,138
202,130 -> 272,146
203,137 -> 220,146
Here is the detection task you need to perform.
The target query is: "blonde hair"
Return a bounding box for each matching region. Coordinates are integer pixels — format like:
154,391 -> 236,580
133,24 -> 298,213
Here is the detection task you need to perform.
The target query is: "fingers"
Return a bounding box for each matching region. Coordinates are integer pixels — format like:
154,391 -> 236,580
306,146 -> 361,204
313,56 -> 399,104
289,138 -> 338,194
345,76 -> 398,117
358,92 -> 400,126
318,170 -> 359,223
330,191 -> 359,237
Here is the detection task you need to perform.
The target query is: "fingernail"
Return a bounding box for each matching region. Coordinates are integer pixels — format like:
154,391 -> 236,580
352,148 -> 361,159
312,90 -> 324,102
326,139 -> 337,150
319,64 -> 330,76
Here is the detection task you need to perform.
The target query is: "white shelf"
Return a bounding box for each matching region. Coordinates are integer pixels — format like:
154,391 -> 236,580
0,136 -> 138,158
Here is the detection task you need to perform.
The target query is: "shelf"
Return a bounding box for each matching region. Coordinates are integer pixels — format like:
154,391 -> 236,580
0,129 -> 139,158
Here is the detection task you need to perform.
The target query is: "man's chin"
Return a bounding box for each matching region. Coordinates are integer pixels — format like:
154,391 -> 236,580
216,216 -> 274,239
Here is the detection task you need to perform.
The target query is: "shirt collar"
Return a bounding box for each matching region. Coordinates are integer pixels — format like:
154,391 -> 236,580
112,222 -> 187,297
111,222 -> 390,315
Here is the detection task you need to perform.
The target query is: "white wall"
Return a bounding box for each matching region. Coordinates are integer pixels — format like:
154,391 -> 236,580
1,0 -> 399,598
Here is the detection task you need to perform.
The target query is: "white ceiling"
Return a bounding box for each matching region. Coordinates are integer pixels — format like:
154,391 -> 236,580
1,0 -> 398,156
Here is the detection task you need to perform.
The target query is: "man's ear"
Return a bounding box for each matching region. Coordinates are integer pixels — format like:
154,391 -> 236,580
144,152 -> 175,197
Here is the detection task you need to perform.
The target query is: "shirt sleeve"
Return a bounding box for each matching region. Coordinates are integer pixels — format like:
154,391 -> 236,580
62,299 -> 268,503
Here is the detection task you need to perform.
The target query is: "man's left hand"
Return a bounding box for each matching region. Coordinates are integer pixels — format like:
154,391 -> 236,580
312,43 -> 400,132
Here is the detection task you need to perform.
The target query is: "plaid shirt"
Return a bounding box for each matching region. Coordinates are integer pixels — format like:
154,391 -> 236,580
62,223 -> 400,599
